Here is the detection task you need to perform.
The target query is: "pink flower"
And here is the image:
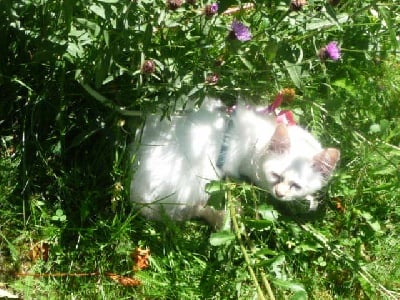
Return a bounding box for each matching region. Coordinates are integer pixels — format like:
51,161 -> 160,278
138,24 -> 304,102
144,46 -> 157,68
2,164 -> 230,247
277,110 -> 296,126
230,21 -> 252,42
204,3 -> 218,16
324,41 -> 341,60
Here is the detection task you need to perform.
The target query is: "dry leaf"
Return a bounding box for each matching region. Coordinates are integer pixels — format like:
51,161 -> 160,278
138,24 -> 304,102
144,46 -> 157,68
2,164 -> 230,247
131,247 -> 150,271
105,272 -> 141,287
222,3 -> 254,15
29,241 -> 50,262
335,200 -> 345,213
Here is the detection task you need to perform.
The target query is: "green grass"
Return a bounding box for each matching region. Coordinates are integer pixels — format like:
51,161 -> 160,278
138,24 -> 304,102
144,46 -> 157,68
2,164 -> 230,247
1,0 -> 400,299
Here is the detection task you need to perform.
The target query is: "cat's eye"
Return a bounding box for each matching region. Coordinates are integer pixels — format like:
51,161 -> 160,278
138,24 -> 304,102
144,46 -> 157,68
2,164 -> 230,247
290,182 -> 301,191
271,172 -> 282,182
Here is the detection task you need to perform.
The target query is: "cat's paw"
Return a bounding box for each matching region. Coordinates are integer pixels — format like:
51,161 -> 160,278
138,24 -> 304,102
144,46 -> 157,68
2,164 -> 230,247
194,205 -> 228,230
306,195 -> 319,211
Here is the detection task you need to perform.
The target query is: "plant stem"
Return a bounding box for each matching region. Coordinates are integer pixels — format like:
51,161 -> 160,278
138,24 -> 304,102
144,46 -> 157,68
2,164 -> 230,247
227,186 -> 275,300
78,79 -> 142,117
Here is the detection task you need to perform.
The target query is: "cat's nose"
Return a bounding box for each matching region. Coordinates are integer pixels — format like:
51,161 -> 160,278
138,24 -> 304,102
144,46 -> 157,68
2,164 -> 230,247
274,183 -> 288,198
275,189 -> 285,198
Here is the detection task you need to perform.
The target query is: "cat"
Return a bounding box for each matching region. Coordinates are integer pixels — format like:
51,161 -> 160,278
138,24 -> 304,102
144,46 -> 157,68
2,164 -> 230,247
130,97 -> 340,228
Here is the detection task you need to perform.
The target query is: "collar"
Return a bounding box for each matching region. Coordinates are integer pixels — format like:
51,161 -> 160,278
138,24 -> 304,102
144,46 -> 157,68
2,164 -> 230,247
216,114 -> 234,169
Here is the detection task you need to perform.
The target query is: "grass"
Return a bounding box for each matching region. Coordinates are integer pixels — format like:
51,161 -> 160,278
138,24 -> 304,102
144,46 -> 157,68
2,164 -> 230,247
1,0 -> 400,299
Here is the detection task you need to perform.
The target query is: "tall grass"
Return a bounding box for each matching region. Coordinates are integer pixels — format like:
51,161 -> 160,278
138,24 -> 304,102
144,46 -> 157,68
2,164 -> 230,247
1,0 -> 399,298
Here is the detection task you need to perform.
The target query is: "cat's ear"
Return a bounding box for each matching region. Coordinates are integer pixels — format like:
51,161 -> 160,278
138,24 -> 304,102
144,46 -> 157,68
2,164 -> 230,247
312,148 -> 340,177
268,124 -> 290,154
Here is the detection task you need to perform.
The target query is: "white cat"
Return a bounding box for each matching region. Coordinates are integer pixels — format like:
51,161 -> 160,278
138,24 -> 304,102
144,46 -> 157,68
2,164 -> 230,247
130,98 -> 340,227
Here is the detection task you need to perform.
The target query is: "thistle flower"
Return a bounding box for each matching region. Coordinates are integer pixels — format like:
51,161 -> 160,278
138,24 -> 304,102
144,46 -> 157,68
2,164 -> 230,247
319,41 -> 341,61
290,0 -> 307,11
204,3 -> 218,16
141,60 -> 156,74
166,0 -> 183,10
229,21 -> 251,42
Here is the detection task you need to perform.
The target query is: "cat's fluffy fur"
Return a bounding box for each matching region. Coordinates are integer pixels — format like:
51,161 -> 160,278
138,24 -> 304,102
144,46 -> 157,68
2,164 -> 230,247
130,98 -> 340,226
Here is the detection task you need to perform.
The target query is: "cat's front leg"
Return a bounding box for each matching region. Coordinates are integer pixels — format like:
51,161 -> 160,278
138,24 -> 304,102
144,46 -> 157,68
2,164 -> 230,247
193,205 -> 227,230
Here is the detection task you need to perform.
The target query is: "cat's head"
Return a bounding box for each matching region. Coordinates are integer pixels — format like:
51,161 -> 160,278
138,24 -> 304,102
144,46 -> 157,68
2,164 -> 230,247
262,124 -> 340,207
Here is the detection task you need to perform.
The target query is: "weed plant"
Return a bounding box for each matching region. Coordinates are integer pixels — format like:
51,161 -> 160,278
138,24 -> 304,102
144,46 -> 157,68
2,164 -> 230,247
1,0 -> 400,299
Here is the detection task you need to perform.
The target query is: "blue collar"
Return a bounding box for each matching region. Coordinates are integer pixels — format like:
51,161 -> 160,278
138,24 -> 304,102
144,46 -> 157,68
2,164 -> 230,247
216,116 -> 234,169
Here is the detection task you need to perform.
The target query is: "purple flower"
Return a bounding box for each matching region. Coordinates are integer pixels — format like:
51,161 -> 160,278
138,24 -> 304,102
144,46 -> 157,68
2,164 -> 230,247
230,21 -> 252,42
204,3 -> 218,16
325,41 -> 341,60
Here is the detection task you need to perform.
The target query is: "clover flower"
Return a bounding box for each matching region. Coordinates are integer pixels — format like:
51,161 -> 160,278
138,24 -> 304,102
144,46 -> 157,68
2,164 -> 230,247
141,60 -> 156,74
229,21 -> 252,42
166,0 -> 183,10
205,73 -> 219,85
204,3 -> 218,16
319,41 -> 341,61
290,0 -> 307,11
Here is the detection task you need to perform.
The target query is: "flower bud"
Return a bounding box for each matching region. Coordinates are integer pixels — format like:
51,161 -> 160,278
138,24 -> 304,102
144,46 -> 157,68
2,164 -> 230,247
141,60 -> 156,74
204,3 -> 218,16
166,0 -> 183,10
290,0 -> 307,11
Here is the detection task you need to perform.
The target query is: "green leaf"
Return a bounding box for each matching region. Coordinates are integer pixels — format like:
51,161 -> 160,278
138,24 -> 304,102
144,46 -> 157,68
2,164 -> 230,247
257,204 -> 279,223
97,0 -> 119,3
205,181 -> 224,194
209,231 -> 235,246
369,124 -> 381,134
62,0 -> 73,31
376,6 -> 398,51
306,13 -> 349,31
273,278 -> 307,294
360,211 -> 382,233
254,247 -> 278,257
291,291 -> 308,300
239,56 -> 254,71
206,181 -> 225,210
89,3 -> 106,19
284,61 -> 303,89
265,40 -> 278,62
332,78 -> 357,97
245,219 -> 273,230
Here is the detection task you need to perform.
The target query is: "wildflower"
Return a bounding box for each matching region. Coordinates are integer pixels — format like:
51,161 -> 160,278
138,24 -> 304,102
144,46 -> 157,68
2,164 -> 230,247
290,0 -> 307,11
205,73 -> 219,85
319,41 -> 341,61
281,88 -> 296,103
229,21 -> 252,42
166,0 -> 183,10
204,3 -> 218,16
141,60 -> 156,74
